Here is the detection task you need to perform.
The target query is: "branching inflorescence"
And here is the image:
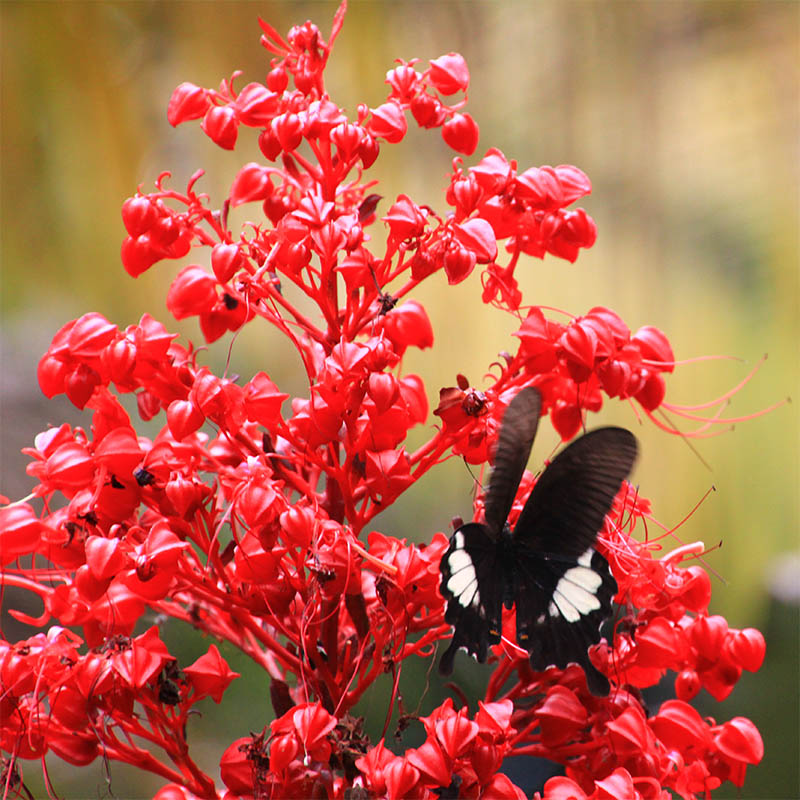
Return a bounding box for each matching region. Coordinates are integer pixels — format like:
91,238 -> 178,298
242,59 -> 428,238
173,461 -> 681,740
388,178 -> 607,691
1,4 -> 765,799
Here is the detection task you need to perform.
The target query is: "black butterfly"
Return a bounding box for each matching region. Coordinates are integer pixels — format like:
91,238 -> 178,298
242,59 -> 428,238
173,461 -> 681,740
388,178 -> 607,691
438,387 -> 637,695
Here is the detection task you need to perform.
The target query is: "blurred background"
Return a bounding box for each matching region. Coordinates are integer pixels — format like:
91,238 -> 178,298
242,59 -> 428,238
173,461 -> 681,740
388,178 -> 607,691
2,2 -> 797,797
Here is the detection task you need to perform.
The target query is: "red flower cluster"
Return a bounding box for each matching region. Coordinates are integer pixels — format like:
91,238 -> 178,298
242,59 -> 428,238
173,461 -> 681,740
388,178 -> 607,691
471,486 -> 765,799
2,3 -> 766,799
0,625 -> 235,796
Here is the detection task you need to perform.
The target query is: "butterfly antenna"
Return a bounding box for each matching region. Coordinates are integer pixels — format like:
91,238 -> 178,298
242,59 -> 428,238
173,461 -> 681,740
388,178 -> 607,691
459,457 -> 484,499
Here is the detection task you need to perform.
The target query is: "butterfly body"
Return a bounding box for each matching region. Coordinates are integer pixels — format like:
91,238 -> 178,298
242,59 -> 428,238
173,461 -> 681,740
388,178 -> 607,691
438,388 -> 637,695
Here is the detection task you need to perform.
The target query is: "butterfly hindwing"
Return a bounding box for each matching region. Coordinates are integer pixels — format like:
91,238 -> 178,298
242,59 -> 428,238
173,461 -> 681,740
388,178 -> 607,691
438,522 -> 504,675
513,545 -> 618,695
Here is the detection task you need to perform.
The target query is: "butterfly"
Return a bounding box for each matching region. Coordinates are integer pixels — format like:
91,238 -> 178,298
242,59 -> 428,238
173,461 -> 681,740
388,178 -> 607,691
438,386 -> 638,695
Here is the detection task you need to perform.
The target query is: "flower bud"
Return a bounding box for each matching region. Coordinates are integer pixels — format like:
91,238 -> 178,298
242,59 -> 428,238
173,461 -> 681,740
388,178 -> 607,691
442,112 -> 479,155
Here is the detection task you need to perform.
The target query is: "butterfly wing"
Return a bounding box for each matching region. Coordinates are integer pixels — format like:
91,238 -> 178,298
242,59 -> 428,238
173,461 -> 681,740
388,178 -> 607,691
483,387 -> 542,537
438,522 -> 504,675
511,427 -> 638,694
515,426 -> 637,558
439,388 -> 541,674
514,547 -> 619,694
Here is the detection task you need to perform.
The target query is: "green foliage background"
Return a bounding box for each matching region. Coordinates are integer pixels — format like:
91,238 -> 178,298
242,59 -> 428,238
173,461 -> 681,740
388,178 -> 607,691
1,2 -> 797,798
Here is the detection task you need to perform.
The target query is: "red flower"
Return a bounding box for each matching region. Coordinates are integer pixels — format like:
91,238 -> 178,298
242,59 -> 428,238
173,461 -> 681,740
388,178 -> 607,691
184,645 -> 240,703
380,300 -> 434,355
453,217 -> 497,263
201,105 -> 239,149
536,686 -> 588,746
368,101 -> 408,143
167,82 -> 211,126
383,194 -> 429,241
442,112 -> 480,155
428,53 -> 470,95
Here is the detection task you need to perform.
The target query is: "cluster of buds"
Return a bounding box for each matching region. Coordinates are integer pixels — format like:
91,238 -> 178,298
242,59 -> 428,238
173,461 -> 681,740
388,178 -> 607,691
1,3 -> 766,798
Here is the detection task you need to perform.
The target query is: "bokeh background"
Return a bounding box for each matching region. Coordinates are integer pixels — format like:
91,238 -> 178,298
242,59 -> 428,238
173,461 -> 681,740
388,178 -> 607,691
2,2 -> 797,798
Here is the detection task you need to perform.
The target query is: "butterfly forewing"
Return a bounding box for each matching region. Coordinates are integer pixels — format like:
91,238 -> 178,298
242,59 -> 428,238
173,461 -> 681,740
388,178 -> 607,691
483,387 -> 542,537
513,427 -> 638,558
